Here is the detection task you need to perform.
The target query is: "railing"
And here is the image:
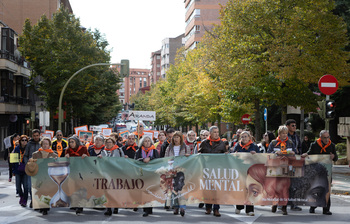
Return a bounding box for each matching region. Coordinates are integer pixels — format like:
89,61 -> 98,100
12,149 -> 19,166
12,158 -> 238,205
0,50 -> 31,68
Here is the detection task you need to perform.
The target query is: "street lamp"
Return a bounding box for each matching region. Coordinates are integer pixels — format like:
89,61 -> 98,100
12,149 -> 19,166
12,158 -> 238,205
58,60 -> 129,131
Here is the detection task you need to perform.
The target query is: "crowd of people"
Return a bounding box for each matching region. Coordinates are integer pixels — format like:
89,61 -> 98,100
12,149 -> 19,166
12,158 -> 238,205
2,118 -> 337,218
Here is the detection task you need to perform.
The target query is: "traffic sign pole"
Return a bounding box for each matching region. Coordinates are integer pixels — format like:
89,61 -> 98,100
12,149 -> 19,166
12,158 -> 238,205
318,75 -> 338,131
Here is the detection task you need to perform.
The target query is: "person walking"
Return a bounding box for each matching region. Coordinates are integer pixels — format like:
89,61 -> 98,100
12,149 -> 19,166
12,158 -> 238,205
12,135 -> 29,207
231,131 -> 260,216
199,126 -> 227,217
164,131 -> 191,216
52,130 -> 68,157
23,129 -> 41,209
302,130 -> 338,215
134,136 -> 159,217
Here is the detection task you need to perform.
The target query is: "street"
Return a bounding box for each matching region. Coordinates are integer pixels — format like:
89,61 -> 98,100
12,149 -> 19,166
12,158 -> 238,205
1,171 -> 350,224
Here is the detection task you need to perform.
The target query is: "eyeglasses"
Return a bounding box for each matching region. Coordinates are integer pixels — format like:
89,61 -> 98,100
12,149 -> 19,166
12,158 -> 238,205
57,134 -> 63,136
291,124 -> 297,127
139,126 -> 143,128
106,141 -> 113,144
21,139 -> 28,142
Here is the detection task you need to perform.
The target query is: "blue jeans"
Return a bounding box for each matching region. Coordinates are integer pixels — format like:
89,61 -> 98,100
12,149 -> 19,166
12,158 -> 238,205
16,174 -> 28,203
27,176 -> 32,201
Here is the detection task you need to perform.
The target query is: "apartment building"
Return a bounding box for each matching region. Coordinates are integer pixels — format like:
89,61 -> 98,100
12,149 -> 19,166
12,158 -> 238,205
0,0 -> 72,34
184,0 -> 228,49
150,50 -> 161,84
120,68 -> 151,104
161,33 -> 184,78
0,21 -> 31,148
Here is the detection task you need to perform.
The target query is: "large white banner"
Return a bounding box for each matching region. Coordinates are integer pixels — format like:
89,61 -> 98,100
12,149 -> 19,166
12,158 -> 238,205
128,111 -> 156,121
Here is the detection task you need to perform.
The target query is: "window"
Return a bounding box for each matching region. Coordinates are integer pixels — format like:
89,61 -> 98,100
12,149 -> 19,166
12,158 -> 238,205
1,28 -> 15,60
156,55 -> 160,59
143,78 -> 147,87
1,71 -> 14,97
157,64 -> 160,68
139,78 -> 142,87
157,72 -> 160,76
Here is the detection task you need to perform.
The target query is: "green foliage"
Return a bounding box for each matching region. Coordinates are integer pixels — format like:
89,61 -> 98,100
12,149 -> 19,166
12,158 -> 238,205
336,142 -> 347,155
130,0 -> 349,135
19,7 -> 121,125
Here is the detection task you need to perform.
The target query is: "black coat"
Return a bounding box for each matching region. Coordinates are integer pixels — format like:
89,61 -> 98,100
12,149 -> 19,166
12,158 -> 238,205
199,139 -> 227,154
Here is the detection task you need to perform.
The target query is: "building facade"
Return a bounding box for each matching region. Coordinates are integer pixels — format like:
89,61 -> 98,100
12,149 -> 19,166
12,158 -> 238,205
0,0 -> 72,34
161,33 -> 184,78
0,21 -> 31,150
150,50 -> 161,84
184,0 -> 228,49
120,68 -> 151,104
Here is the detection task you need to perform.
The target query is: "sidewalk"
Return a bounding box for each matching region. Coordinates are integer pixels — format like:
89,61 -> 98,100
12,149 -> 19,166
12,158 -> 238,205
1,159 -> 349,194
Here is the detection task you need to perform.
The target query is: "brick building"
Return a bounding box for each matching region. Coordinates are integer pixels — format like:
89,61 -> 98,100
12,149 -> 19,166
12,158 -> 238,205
0,0 -> 72,34
150,50 -> 161,84
119,68 -> 151,104
161,34 -> 184,78
184,0 -> 228,49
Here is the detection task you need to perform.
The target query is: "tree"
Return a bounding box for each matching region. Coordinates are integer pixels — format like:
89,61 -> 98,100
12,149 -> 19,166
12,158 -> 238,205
201,0 -> 349,138
19,8 -> 121,127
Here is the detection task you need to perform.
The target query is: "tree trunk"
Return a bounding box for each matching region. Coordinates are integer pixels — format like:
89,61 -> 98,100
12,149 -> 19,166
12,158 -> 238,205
254,98 -> 261,142
281,106 -> 287,125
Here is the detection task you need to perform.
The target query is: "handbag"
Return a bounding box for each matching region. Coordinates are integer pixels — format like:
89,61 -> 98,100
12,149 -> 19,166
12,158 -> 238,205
18,163 -> 26,172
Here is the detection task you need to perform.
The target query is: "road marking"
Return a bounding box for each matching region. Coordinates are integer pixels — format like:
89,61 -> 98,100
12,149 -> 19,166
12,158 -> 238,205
226,213 -> 261,224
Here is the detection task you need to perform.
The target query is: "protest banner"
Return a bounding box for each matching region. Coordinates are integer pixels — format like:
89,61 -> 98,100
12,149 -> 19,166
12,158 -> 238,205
41,133 -> 52,140
31,154 -> 331,209
78,131 -> 93,143
143,131 -> 154,139
45,130 -> 55,139
74,125 -> 88,135
128,111 -> 156,121
3,136 -> 11,149
119,130 -> 129,140
101,128 -> 112,137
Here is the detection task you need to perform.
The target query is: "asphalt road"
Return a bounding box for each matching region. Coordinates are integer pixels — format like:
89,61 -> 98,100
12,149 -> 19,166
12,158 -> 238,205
1,174 -> 350,224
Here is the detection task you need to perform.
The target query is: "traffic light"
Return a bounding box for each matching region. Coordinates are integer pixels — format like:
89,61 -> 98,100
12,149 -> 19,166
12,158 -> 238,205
317,100 -> 325,119
325,100 -> 336,119
120,59 -> 129,77
25,118 -> 30,125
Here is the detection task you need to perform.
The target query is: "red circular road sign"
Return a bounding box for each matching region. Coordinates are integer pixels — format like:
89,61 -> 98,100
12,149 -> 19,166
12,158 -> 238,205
318,74 -> 338,95
241,114 -> 251,124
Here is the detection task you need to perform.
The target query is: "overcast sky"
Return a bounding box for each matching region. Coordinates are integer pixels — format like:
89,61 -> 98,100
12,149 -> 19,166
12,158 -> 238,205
69,0 -> 185,69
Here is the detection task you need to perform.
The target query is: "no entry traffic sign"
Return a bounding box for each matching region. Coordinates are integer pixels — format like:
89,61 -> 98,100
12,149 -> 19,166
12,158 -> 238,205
241,114 -> 251,124
318,74 -> 338,95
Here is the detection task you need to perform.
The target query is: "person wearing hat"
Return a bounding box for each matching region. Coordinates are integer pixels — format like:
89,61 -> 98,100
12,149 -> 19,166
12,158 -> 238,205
28,137 -> 58,215
64,136 -> 89,215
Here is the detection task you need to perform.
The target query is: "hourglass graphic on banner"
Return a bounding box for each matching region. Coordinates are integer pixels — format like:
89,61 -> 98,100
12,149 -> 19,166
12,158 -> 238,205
48,161 -> 70,208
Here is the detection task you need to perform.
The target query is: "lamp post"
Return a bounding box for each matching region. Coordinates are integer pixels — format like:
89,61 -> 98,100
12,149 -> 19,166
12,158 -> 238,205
58,61 -> 129,131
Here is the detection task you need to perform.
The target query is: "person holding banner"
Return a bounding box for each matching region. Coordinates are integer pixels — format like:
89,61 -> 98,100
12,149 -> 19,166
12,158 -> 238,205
88,135 -> 105,157
267,125 -> 296,215
135,135 -> 159,217
184,130 -> 196,153
122,134 -> 139,159
12,135 -> 30,207
24,129 -> 41,209
4,133 -> 20,183
52,130 -> 68,157
164,131 -> 191,216
65,136 -> 89,215
302,130 -> 338,215
199,126 -> 227,217
102,137 -> 125,216
31,137 -> 58,215
232,131 -> 260,216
